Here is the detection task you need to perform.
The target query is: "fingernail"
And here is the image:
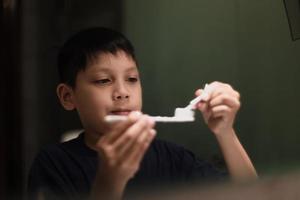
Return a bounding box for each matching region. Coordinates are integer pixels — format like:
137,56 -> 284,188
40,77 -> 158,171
130,111 -> 142,120
133,111 -> 142,116
195,89 -> 202,96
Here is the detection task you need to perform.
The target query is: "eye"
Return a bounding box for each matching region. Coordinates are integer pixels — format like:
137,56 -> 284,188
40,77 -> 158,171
94,78 -> 111,85
127,77 -> 139,83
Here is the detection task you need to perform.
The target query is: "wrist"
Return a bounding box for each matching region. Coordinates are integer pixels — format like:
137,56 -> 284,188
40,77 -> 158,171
91,169 -> 128,200
215,128 -> 236,141
98,169 -> 128,190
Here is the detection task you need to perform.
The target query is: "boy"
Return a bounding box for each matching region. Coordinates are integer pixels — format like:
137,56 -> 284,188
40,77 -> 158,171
28,27 -> 257,200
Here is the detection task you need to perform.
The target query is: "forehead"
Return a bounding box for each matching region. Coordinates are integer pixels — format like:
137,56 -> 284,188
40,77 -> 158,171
86,51 -> 138,73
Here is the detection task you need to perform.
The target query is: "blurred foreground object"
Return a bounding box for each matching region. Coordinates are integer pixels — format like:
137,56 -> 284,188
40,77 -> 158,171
131,170 -> 300,200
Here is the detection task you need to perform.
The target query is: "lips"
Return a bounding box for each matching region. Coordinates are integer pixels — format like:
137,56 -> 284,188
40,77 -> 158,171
110,109 -> 131,116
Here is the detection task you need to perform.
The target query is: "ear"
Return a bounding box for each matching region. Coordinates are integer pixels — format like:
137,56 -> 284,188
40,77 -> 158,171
56,83 -> 76,110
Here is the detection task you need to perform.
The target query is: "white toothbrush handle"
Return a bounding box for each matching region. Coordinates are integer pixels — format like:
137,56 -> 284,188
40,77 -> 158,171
105,115 -> 194,123
189,84 -> 209,106
105,115 -> 127,122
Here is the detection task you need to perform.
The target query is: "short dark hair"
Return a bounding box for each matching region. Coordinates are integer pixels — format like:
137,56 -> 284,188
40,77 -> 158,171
57,27 -> 137,87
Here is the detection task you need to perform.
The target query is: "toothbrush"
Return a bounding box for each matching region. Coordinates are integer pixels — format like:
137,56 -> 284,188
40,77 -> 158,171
105,84 -> 210,123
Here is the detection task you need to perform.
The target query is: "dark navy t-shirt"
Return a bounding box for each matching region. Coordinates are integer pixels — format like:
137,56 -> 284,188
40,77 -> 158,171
28,133 -> 226,199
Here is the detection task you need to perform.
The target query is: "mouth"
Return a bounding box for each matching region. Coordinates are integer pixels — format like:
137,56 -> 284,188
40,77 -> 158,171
110,109 -> 132,116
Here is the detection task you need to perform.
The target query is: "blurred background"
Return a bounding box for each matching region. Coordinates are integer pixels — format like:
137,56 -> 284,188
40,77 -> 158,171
1,0 -> 300,199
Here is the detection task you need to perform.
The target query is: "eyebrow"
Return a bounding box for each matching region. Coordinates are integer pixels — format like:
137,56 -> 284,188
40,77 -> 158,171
89,66 -> 138,74
125,66 -> 139,73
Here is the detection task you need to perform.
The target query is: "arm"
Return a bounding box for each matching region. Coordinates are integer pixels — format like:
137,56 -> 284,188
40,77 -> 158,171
215,129 -> 257,181
90,112 -> 156,200
196,82 -> 257,181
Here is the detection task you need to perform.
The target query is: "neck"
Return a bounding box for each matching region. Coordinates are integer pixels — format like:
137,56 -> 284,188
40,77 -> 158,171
84,130 -> 104,151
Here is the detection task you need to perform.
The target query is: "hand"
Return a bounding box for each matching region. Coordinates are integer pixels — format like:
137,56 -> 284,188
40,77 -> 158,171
195,82 -> 241,136
94,111 -> 156,187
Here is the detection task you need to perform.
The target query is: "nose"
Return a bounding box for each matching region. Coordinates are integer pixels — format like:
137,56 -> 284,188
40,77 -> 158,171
112,82 -> 129,101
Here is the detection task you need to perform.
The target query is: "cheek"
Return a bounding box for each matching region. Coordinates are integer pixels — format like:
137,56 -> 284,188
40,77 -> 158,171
133,85 -> 142,107
75,89 -> 110,114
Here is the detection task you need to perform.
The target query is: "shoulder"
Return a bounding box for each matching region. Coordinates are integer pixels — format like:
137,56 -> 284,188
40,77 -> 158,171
27,135 -> 93,197
34,137 -> 79,161
30,134 -> 88,174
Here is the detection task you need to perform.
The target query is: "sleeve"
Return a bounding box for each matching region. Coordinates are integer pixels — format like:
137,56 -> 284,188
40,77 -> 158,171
27,149 -> 77,200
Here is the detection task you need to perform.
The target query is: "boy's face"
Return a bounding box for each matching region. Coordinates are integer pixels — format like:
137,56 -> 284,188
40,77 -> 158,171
67,50 -> 142,135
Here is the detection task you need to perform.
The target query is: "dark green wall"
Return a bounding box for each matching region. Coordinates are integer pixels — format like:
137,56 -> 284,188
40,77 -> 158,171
123,0 -> 300,174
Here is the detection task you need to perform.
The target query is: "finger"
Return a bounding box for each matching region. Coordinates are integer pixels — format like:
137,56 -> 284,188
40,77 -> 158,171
118,127 -> 155,162
195,88 -> 210,102
196,101 -> 208,112
135,126 -> 156,147
209,81 -> 233,90
195,89 -> 204,96
208,84 -> 239,100
112,115 -> 154,156
113,116 -> 148,154
101,121 -> 132,145
196,102 -> 212,124
125,129 -> 156,166
209,93 -> 241,109
102,111 -> 142,144
210,105 -> 232,118
113,129 -> 155,178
